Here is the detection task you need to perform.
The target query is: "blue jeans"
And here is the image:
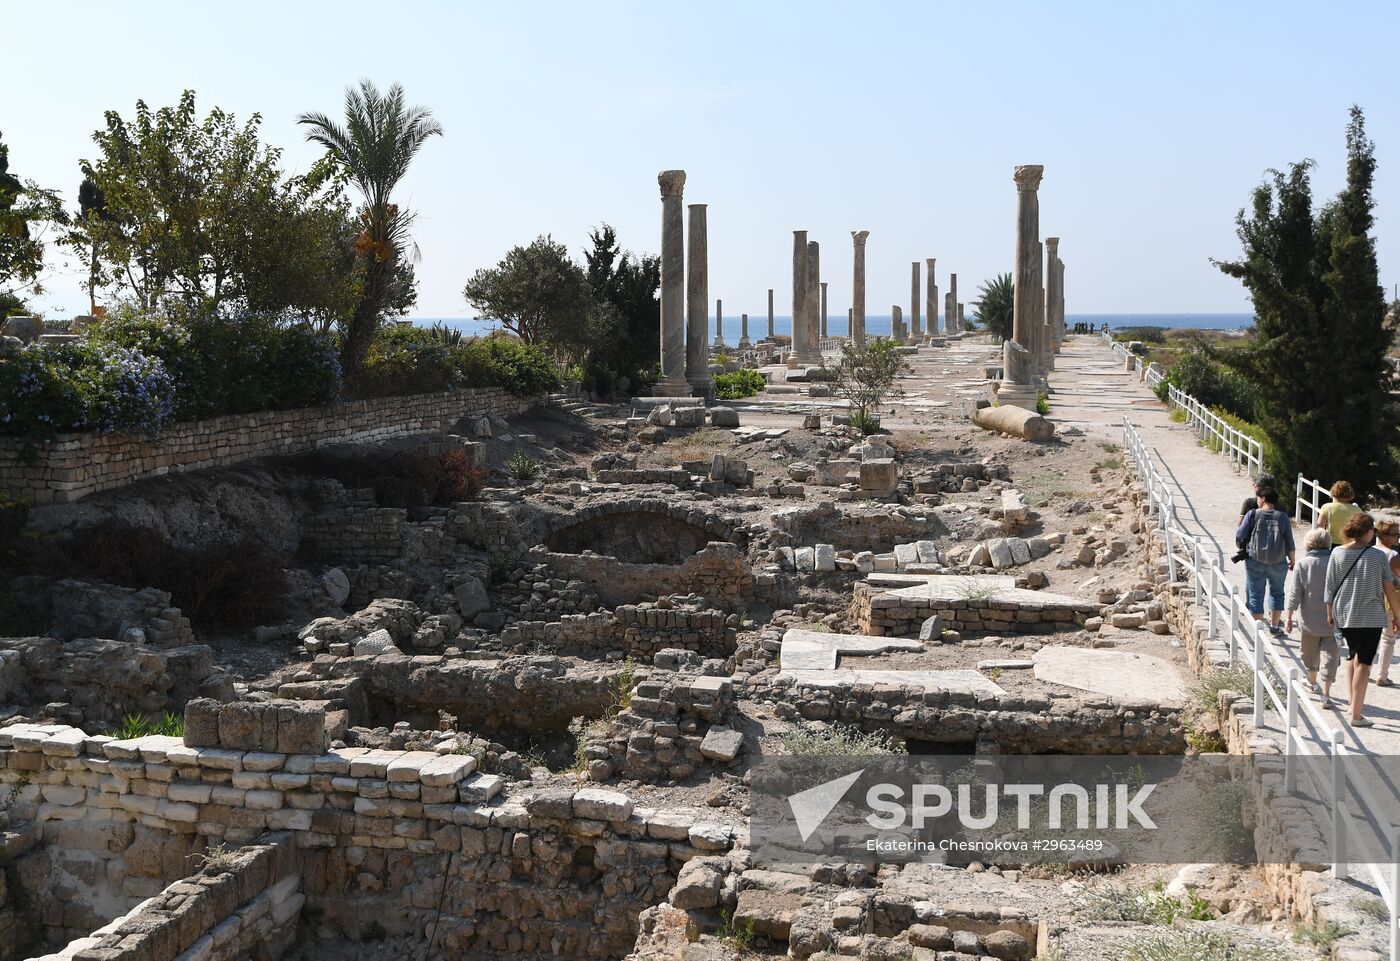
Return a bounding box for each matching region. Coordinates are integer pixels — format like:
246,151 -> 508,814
1245,558 -> 1287,615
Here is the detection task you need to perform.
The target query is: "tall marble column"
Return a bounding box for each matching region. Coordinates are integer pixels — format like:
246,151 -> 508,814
1044,237 -> 1060,370
790,231 -> 811,366
1030,240 -> 1046,386
910,262 -> 922,340
714,299 -> 725,347
685,203 -> 710,394
945,292 -> 956,336
958,303 -> 966,333
851,230 -> 869,347
806,241 -> 821,358
892,305 -> 905,344
998,164 -> 1044,409
948,272 -> 959,334
1056,257 -> 1066,347
740,312 -> 750,347
767,289 -> 775,340
820,282 -> 829,339
656,170 -> 691,395
925,258 -> 938,338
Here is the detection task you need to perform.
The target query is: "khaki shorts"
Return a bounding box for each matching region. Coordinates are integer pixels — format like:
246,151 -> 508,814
1301,632 -> 1340,682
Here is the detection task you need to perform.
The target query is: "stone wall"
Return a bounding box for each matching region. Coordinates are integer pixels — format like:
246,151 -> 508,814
0,713 -> 738,961
47,580 -> 194,647
0,386 -> 534,505
0,636 -> 232,728
61,834 -> 303,961
768,678 -> 1184,754
501,604 -> 736,661
852,582 -> 1099,637
769,502 -> 947,554
584,672 -> 740,782
532,543 -> 757,612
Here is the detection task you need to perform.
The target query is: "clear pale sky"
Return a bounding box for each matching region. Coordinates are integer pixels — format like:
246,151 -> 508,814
7,1 -> 1399,320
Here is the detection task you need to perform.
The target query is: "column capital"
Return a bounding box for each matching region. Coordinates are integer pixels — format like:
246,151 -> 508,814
658,169 -> 686,197
1013,164 -> 1044,192
1045,236 -> 1060,251
820,281 -> 828,290
926,258 -> 936,269
851,229 -> 870,246
687,202 -> 707,211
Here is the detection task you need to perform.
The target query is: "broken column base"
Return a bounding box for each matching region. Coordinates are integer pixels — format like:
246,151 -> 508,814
994,382 -> 1039,410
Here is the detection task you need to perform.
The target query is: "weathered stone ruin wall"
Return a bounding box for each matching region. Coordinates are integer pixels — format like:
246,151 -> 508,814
0,385 -> 534,505
0,709 -> 738,961
769,502 -> 946,554
768,679 -> 1184,754
501,604 -> 737,661
852,583 -> 1099,636
0,636 -> 232,728
57,834 -> 303,961
46,580 -> 195,646
585,672 -> 739,782
532,542 -> 758,611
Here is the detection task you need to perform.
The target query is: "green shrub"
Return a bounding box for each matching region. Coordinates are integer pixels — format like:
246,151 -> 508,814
455,338 -> 560,396
713,368 -> 766,399
508,451 -> 541,483
349,323 -> 460,398
850,410 -> 882,435
1036,392 -> 1050,415
1160,349 -> 1258,422
1114,326 -> 1168,345
0,340 -> 176,448
779,723 -> 904,756
1123,928 -> 1285,961
88,306 -> 341,420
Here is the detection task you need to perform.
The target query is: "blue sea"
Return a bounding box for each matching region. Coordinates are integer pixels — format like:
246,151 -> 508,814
408,312 -> 1255,340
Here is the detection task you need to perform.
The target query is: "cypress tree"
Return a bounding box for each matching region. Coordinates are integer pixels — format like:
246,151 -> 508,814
1213,106 -> 1397,498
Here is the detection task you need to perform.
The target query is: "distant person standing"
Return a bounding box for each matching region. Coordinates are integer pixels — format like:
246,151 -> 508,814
1316,481 -> 1362,548
1285,528 -> 1340,705
1236,488 -> 1296,634
1373,520 -> 1400,686
1325,512 -> 1400,726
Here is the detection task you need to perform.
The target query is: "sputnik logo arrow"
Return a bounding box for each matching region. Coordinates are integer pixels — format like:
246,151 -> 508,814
787,769 -> 865,843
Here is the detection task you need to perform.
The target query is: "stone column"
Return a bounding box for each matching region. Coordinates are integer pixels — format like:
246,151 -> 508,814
998,164 -> 1043,409
1056,256 -> 1066,347
847,307 -> 853,337
948,272 -> 959,334
685,203 -> 711,394
806,241 -> 821,359
740,312 -> 750,347
925,258 -> 938,338
790,231 -> 812,366
1044,237 -> 1060,369
714,299 -> 725,347
820,282 -> 829,340
767,288 -> 775,340
656,170 -> 691,395
910,262 -> 922,340
892,305 -> 904,344
851,230 -> 869,347
1030,240 -> 1046,386
958,303 -> 966,333
945,292 -> 956,335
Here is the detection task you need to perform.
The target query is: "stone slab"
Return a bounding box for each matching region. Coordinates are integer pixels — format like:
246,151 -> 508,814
776,668 -> 1005,696
1031,646 -> 1187,708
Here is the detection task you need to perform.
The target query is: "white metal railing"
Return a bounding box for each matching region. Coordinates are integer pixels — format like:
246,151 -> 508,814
1164,384 -> 1265,479
1123,415 -> 1399,959
1296,473 -> 1333,527
1142,362 -> 1166,390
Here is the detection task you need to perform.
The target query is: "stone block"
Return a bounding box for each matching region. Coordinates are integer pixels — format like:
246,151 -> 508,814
987,539 -> 1016,570
813,545 -> 836,572
1007,537 -> 1031,566
322,568 -> 351,607
671,856 -> 724,908
795,547 -> 815,572
354,629 -> 397,657
453,577 -> 489,620
699,728 -> 744,763
859,459 -> 898,492
709,407 -> 740,428
572,788 -> 634,822
525,788 -> 575,820
919,615 -> 943,642
420,754 -> 477,788
893,543 -> 920,569
275,703 -> 328,756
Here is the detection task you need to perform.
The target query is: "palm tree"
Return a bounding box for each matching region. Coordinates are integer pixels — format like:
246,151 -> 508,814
299,80 -> 443,373
974,273 -> 1015,342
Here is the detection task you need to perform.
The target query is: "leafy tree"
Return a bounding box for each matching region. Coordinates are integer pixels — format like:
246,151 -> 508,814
582,223 -> 660,390
831,339 -> 910,432
69,91 -> 354,322
0,128 -> 65,308
462,235 -> 607,360
973,272 -> 1014,341
1212,106 -> 1397,497
299,80 -> 443,374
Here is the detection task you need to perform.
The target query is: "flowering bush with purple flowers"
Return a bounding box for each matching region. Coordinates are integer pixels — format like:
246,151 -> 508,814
0,341 -> 176,451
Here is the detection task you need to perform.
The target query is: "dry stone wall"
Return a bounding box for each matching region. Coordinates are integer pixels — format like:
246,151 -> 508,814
501,603 -> 736,661
0,386 -> 534,505
533,542 -> 758,611
0,709 -> 737,961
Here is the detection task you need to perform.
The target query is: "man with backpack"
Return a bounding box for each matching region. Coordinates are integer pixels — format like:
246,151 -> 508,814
1236,487 -> 1297,636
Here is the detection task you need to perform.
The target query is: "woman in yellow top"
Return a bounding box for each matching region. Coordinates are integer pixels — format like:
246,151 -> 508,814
1317,481 -> 1362,547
